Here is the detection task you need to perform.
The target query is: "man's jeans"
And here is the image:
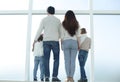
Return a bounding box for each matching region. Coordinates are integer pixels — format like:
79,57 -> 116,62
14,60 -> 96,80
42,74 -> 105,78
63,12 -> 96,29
78,49 -> 88,80
43,41 -> 60,78
33,56 -> 44,80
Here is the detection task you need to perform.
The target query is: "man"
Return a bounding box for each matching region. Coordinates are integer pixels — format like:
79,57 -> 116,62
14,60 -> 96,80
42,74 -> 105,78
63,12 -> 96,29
34,6 -> 61,82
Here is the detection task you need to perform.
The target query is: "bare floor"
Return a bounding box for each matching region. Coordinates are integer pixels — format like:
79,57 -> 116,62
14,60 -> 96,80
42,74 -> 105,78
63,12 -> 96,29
0,81 -> 115,82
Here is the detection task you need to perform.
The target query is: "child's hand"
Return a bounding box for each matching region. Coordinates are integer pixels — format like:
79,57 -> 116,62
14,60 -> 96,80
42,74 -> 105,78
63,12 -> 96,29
32,40 -> 36,52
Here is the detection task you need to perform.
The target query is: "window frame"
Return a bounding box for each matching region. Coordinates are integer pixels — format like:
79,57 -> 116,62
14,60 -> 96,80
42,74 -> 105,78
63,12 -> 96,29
0,0 -> 120,82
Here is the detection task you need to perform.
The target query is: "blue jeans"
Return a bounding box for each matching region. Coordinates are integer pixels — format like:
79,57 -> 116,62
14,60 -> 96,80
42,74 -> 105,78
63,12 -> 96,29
62,39 -> 78,77
78,49 -> 88,80
43,41 -> 60,78
33,56 -> 44,80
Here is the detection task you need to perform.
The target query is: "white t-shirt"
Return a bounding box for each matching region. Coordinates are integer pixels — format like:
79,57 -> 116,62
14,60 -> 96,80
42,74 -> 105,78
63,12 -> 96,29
80,34 -> 87,44
33,41 -> 43,56
34,15 -> 61,41
61,25 -> 80,40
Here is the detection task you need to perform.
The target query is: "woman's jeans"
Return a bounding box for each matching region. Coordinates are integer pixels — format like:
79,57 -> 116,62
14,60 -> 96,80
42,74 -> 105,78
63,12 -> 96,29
33,56 -> 44,80
62,39 -> 78,77
78,49 -> 88,80
43,41 -> 60,78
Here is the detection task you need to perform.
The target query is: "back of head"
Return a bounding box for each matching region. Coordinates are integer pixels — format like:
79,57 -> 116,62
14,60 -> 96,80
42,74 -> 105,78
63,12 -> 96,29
47,6 -> 55,14
65,10 -> 76,20
62,10 -> 79,36
81,28 -> 87,34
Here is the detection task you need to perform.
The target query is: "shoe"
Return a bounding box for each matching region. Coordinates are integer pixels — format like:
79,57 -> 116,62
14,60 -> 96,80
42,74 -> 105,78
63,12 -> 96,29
69,77 -> 74,82
52,77 -> 61,82
78,79 -> 82,82
78,79 -> 88,82
41,78 -> 44,81
83,79 -> 88,82
45,78 -> 49,81
65,78 -> 69,82
33,78 -> 37,81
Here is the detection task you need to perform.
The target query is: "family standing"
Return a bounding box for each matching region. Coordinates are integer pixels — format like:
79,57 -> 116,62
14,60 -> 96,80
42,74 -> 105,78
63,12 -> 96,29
32,6 -> 91,82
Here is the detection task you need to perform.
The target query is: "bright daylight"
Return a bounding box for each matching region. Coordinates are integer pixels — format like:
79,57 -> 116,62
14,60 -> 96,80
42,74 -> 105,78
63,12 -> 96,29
0,0 -> 120,82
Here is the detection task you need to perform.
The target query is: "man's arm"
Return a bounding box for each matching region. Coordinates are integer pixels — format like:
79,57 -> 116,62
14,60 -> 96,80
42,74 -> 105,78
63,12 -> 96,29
34,20 -> 44,41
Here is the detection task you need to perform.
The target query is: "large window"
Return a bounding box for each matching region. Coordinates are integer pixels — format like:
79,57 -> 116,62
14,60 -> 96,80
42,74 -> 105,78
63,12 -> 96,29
0,0 -> 28,10
93,0 -> 120,10
0,15 -> 27,81
0,0 -> 120,82
94,15 -> 120,82
33,0 -> 89,10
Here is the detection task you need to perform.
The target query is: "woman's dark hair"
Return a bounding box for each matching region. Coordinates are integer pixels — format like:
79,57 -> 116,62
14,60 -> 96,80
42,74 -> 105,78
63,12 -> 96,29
37,34 -> 43,42
81,28 -> 87,34
47,6 -> 55,14
62,10 -> 79,36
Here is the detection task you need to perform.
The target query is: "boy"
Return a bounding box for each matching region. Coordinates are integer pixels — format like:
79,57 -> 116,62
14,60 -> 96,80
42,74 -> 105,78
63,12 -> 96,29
32,34 -> 44,81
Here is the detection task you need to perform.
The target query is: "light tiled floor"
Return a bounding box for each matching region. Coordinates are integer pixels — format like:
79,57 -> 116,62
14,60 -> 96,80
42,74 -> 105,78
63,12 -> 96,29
0,81 -> 117,82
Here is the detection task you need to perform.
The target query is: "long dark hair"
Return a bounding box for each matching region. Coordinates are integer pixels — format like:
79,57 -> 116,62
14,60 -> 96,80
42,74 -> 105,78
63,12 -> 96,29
62,10 -> 79,36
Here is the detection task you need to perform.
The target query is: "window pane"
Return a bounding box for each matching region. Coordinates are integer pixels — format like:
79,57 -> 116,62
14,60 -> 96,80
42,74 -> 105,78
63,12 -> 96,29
0,15 -> 27,80
93,0 -> 120,10
0,0 -> 28,10
33,0 -> 89,10
94,15 -> 120,82
30,15 -> 90,81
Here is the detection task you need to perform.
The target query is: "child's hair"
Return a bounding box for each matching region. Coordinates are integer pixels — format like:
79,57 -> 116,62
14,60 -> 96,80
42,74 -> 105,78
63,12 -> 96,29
81,28 -> 87,34
37,34 -> 43,42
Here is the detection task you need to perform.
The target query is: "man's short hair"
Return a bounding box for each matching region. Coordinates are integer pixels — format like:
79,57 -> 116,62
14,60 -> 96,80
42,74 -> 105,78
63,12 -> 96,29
47,6 -> 55,14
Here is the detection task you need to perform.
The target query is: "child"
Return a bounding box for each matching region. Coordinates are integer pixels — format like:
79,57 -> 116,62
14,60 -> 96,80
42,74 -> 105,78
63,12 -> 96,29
78,28 -> 91,82
32,34 -> 44,81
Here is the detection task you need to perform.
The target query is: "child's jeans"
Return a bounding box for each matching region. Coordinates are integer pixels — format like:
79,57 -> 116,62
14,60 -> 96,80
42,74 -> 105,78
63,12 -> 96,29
33,56 -> 44,80
78,49 -> 88,80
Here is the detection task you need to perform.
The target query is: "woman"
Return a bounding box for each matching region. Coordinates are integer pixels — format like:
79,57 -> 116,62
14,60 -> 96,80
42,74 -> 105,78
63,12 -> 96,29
61,10 -> 80,82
